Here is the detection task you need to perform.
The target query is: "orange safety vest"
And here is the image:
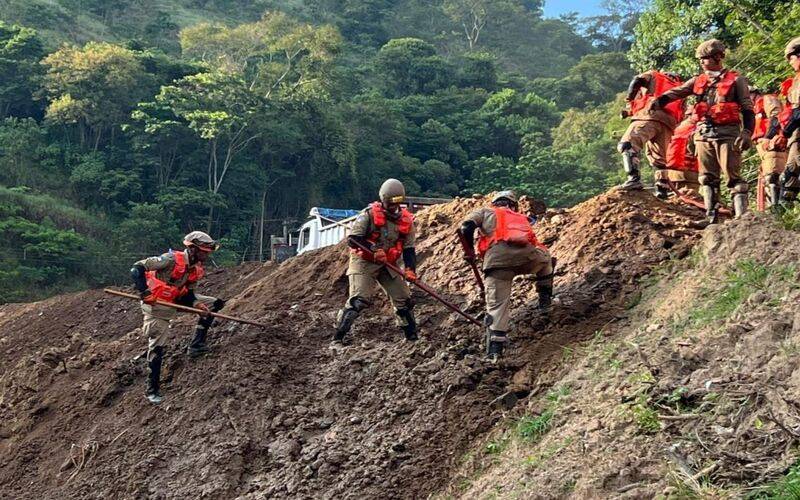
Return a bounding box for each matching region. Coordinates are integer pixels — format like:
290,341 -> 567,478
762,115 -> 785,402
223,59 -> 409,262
666,119 -> 699,172
353,202 -> 414,264
629,71 -> 685,123
753,93 -> 784,140
145,250 -> 204,303
692,70 -> 741,125
477,207 -> 544,256
779,76 -> 797,128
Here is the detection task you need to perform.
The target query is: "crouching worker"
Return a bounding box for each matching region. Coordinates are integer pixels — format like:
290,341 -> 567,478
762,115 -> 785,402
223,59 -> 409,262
333,179 -> 419,345
458,191 -> 553,361
130,231 -> 225,404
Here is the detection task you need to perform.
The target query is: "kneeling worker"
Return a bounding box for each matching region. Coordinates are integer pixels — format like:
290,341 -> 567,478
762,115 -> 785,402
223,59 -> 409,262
459,191 -> 553,360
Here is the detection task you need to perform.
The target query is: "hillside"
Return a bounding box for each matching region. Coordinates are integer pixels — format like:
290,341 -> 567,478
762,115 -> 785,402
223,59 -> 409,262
0,189 -> 715,498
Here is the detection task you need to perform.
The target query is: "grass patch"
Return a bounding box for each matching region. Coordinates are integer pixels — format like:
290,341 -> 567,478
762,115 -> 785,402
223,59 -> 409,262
748,462 -> 800,499
630,393 -> 661,434
778,204 -> 800,231
516,410 -> 554,442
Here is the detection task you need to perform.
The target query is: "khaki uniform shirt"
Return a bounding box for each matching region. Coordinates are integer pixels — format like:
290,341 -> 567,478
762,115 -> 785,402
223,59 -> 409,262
347,206 -> 416,276
134,250 -> 197,292
630,71 -> 680,129
466,207 -> 541,271
660,71 -> 753,141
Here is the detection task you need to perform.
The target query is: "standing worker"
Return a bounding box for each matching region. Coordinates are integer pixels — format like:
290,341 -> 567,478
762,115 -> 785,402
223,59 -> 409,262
458,191 -> 553,361
619,70 -> 684,192
333,179 -> 419,345
649,39 -> 754,223
130,231 -> 225,404
779,37 -> 800,205
751,87 -> 787,207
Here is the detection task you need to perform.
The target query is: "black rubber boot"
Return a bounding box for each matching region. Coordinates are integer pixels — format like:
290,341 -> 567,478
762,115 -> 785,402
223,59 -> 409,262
146,346 -> 164,405
332,308 -> 359,344
397,307 -> 418,342
768,184 -> 781,208
620,149 -> 643,191
187,326 -> 210,357
536,281 -> 553,312
701,185 -> 719,224
485,329 -> 507,361
654,182 -> 670,199
733,192 -> 748,218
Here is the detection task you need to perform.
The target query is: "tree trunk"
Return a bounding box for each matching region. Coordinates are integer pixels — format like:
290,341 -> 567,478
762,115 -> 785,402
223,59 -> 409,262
258,188 -> 267,262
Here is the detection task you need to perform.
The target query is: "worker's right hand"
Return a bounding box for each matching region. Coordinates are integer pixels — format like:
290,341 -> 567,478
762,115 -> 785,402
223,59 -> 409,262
373,248 -> 387,264
141,290 -> 158,305
464,252 -> 477,264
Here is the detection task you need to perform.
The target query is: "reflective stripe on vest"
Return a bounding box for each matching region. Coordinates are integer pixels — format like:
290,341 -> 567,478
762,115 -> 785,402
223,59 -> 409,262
630,71 -> 684,123
145,250 -> 204,303
477,207 -> 543,256
353,202 -> 414,264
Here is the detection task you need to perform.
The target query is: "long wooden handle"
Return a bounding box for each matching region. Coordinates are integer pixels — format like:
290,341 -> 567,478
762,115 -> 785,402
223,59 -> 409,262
103,288 -> 268,328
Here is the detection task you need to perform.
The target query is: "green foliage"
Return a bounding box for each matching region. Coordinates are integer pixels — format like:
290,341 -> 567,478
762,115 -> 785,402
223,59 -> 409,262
748,462 -> 800,499
516,410 -> 553,442
778,204 -> 800,231
630,393 -> 661,433
0,21 -> 44,118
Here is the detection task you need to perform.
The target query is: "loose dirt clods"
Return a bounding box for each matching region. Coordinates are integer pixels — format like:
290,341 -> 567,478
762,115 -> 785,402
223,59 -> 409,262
1,190 -> 730,499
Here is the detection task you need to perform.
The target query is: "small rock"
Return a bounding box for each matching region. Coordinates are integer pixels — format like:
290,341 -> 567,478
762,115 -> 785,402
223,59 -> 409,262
349,416 -> 362,425
645,323 -> 661,333
586,418 -> 602,432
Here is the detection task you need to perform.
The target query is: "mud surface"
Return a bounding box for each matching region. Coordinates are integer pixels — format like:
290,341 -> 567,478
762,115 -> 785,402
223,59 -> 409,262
0,190 -> 705,499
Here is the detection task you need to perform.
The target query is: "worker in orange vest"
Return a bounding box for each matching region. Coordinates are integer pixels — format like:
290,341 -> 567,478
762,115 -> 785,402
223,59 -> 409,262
751,87 -> 787,207
458,191 -> 553,361
130,231 -> 225,404
333,179 -> 419,345
619,70 -> 684,193
658,108 -> 701,196
779,37 -> 800,205
650,39 -> 755,223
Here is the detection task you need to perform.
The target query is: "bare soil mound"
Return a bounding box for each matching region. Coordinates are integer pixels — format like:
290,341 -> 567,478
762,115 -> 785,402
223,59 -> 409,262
0,190 -> 705,499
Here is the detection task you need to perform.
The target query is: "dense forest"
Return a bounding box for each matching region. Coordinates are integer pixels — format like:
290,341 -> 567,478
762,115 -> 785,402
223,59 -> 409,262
1,0 -> 799,302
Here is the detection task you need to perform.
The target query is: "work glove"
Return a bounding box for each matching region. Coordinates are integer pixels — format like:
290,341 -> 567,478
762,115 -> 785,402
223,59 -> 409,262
463,251 -> 477,264
404,269 -> 417,282
372,248 -> 387,264
619,103 -> 631,119
141,290 -> 158,305
735,130 -> 753,151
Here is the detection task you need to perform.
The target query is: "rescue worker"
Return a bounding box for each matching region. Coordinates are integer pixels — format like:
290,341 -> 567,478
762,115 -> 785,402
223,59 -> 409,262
130,231 -> 225,404
751,87 -> 787,207
779,37 -> 800,205
458,191 -> 553,361
649,39 -> 755,223
660,108 -> 701,196
619,70 -> 685,192
333,179 -> 418,345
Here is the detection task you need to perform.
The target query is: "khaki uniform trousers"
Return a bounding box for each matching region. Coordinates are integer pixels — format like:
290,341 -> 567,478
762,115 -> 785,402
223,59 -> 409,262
347,268 -> 412,326
621,120 -> 672,167
694,139 -> 745,189
485,248 -> 552,333
142,293 -> 217,361
654,168 -> 700,193
756,140 -> 787,177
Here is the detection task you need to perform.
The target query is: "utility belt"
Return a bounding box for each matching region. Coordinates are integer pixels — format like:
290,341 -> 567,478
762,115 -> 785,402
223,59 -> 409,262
696,120 -> 738,140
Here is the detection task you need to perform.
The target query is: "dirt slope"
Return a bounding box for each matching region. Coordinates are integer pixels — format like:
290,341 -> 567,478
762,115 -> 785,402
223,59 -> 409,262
0,190 -> 705,499
446,212 -> 800,498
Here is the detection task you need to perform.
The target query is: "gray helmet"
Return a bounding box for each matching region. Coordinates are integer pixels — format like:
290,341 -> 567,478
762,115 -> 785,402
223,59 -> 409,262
785,37 -> 800,59
183,231 -> 218,251
491,190 -> 518,205
379,178 -> 406,205
695,39 -> 726,59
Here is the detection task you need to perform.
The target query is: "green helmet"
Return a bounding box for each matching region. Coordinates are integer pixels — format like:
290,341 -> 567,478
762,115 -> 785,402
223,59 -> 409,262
695,39 -> 726,59
491,190 -> 518,205
183,231 -> 218,252
379,178 -> 406,205
785,37 -> 800,60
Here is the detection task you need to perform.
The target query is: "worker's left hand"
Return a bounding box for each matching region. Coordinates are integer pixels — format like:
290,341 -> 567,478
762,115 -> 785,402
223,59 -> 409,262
404,269 -> 417,282
195,302 -> 211,317
770,134 -> 787,151
735,130 -> 753,151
